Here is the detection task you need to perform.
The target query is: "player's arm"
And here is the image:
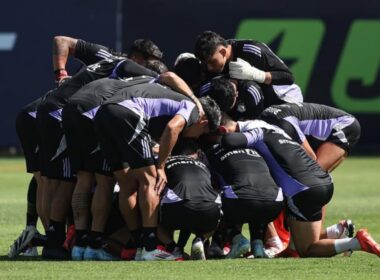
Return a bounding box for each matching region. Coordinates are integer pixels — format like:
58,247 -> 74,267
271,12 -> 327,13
229,57 -> 294,85
301,139 -> 317,161
52,36 -> 78,83
221,133 -> 249,149
158,72 -> 205,119
52,36 -> 112,83
229,42 -> 294,85
155,115 -> 186,194
222,127 -> 263,149
114,58 -> 158,78
260,42 -> 294,85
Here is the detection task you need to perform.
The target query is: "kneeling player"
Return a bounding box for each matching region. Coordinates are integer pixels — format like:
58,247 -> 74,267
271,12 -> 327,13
207,139 -> 283,258
218,115 -> 380,258
159,139 -> 222,260
94,84 -> 221,261
260,102 -> 361,172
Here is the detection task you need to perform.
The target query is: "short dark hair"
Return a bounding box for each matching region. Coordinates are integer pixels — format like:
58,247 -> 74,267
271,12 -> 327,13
201,77 -> 236,111
128,39 -> 163,60
174,57 -> 202,88
199,96 -> 222,132
145,59 -> 168,74
194,31 -> 227,61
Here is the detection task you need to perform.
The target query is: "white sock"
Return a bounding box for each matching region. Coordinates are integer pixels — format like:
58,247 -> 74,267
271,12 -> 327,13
326,223 -> 343,239
266,236 -> 283,250
334,238 -> 361,253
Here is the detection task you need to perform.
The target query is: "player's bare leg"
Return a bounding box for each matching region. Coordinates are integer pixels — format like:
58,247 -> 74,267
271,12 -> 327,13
316,142 -> 347,173
91,174 -> 115,232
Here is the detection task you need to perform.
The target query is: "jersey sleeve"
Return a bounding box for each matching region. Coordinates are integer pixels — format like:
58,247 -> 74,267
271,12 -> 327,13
259,42 -> 294,85
222,127 -> 264,149
238,80 -> 265,119
221,133 -> 248,149
282,116 -> 305,143
112,59 -> 159,79
74,39 -> 115,65
176,100 -> 198,127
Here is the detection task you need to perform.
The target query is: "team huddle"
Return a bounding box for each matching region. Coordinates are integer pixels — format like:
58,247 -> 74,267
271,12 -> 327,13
8,31 -> 380,261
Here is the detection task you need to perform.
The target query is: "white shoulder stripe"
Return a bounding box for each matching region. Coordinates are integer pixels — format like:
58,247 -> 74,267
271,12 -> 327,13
199,82 -> 211,95
242,48 -> 262,57
243,44 -> 261,52
262,43 -> 284,64
98,49 -> 112,56
247,86 -> 262,105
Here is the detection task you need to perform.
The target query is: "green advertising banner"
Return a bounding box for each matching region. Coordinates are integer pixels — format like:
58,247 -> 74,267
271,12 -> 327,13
236,19 -> 380,115
236,19 -> 325,96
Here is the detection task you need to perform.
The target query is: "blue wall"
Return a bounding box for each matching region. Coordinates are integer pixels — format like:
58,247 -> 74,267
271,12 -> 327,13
0,1 -> 117,147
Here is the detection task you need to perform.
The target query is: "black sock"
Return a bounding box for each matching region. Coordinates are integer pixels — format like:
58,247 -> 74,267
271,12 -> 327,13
31,234 -> 47,247
130,229 -> 142,248
26,211 -> 38,227
45,220 -> 66,248
75,230 -> 88,248
166,241 -> 177,252
226,225 -> 242,241
26,177 -> 38,227
88,231 -> 103,249
249,222 -> 266,241
211,229 -> 223,247
66,208 -> 74,227
142,227 -> 157,251
124,240 -> 136,249
177,230 -> 191,249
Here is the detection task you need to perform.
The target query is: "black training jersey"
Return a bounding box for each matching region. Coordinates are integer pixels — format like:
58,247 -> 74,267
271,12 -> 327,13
260,103 -> 356,143
67,76 -> 156,118
224,39 -> 294,85
161,155 -> 220,204
230,80 -> 264,121
21,90 -> 55,119
224,39 -> 303,106
39,57 -> 158,118
105,83 -> 199,139
74,39 -> 122,66
221,120 -> 332,198
198,79 -> 264,121
206,144 -> 282,201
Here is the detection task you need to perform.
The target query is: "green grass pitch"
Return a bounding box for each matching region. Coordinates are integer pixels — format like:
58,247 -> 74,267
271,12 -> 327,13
0,157 -> 379,279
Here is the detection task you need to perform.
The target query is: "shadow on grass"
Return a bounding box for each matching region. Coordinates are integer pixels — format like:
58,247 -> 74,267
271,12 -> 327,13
0,255 -> 59,262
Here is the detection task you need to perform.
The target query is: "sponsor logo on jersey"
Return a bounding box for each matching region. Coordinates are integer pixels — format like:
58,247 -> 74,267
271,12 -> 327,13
278,139 -> 299,146
220,148 -> 260,161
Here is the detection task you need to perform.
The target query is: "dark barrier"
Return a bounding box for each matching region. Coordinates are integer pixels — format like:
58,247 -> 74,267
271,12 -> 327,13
0,0 -> 379,153
0,0 -> 118,149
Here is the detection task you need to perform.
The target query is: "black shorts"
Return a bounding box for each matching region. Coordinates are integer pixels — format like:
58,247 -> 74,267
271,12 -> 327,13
160,201 -> 221,235
16,109 -> 40,173
262,115 -> 361,155
286,183 -> 334,222
325,119 -> 361,154
62,104 -> 112,176
222,198 -> 283,225
37,104 -> 75,181
307,119 -> 361,155
94,104 -> 155,171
